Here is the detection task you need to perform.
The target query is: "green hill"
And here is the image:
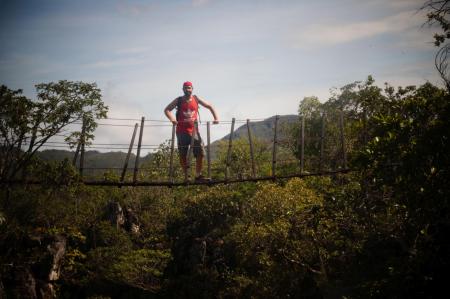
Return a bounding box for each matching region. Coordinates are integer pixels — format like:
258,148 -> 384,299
217,114 -> 298,142
36,149 -> 153,175
209,114 -> 298,158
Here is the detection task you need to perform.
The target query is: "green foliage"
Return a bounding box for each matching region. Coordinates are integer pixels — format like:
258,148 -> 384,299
299,96 -> 322,118
421,1 -> 450,90
226,179 -> 324,297
107,249 -> 171,292
34,80 -> 108,145
164,184 -> 254,298
350,82 -> 450,297
355,82 -> 449,215
422,0 -> 450,47
0,81 -> 108,181
164,179 -> 360,298
1,76 -> 449,298
140,140 -> 180,181
212,138 -> 272,179
290,76 -> 394,172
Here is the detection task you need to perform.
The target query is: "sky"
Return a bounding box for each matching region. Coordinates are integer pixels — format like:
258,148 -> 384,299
0,0 -> 443,152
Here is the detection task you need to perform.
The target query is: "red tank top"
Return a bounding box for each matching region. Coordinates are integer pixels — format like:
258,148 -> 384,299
176,96 -> 199,135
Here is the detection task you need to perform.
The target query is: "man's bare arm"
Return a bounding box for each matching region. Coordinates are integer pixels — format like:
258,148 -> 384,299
164,98 -> 179,124
197,96 -> 219,124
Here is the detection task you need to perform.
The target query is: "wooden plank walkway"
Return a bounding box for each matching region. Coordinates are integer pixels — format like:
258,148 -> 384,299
2,168 -> 352,187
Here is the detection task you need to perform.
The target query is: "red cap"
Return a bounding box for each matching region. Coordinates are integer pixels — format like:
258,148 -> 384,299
183,81 -> 193,87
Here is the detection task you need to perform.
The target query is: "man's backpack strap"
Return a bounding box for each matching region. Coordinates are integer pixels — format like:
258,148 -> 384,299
175,96 -> 182,121
194,95 -> 201,123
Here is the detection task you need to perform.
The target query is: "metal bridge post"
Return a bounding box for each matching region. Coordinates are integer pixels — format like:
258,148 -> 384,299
186,121 -> 197,182
319,112 -> 325,173
79,117 -> 87,178
340,108 -> 347,169
300,115 -> 305,173
247,119 -> 256,178
272,115 -> 279,178
133,117 -> 145,184
120,123 -> 138,184
225,118 -> 235,181
169,123 -> 176,183
72,142 -> 81,167
207,121 -> 211,179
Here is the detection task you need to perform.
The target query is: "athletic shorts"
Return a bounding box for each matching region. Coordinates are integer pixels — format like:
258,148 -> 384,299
177,132 -> 205,158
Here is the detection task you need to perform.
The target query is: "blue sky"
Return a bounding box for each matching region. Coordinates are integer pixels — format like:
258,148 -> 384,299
0,0 -> 442,149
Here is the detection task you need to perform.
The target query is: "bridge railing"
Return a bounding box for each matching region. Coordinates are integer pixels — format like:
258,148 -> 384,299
7,110 -> 362,186
79,114 -> 352,184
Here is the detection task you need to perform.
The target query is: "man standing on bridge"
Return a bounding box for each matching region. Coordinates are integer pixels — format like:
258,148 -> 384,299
164,81 -> 219,182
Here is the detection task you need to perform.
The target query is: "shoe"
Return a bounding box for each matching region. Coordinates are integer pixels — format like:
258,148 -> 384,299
183,174 -> 191,183
195,175 -> 211,183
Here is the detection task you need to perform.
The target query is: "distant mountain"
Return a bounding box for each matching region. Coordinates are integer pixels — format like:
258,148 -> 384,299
217,115 -> 298,142
209,115 -> 298,158
37,150 -> 132,167
36,150 -> 152,174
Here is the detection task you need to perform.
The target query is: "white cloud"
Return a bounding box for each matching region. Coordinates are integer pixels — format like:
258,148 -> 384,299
290,10 -> 427,48
375,59 -> 441,86
83,57 -> 147,69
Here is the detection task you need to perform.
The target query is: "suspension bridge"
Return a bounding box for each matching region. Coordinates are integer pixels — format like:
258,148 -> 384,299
5,113 -> 353,187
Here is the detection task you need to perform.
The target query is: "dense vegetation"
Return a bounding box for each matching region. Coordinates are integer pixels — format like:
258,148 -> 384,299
1,73 -> 448,298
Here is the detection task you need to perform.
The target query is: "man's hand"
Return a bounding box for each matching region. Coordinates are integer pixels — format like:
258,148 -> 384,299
213,119 -> 219,124
171,120 -> 178,125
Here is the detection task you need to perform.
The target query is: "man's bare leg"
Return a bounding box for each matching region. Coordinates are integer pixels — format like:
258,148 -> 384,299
180,155 -> 188,181
195,155 -> 203,178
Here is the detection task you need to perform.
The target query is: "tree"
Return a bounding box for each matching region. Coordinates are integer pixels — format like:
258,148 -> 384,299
0,81 -> 108,182
422,0 -> 450,47
292,96 -> 325,171
291,76 -> 393,172
352,82 -> 450,297
298,96 -> 322,119
422,0 -> 450,89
